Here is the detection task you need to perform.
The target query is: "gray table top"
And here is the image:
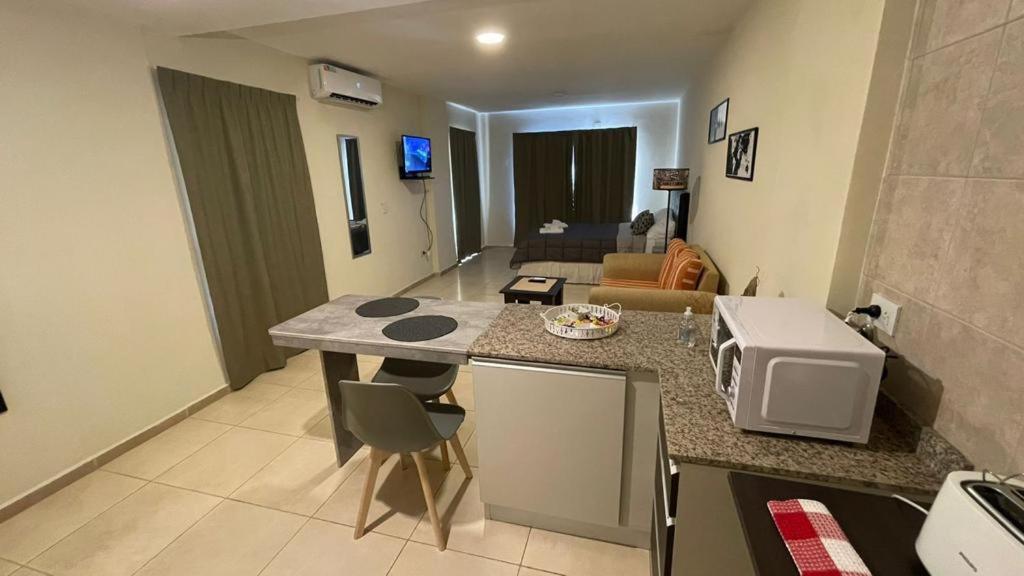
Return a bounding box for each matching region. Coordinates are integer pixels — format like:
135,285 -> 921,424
268,295 -> 505,364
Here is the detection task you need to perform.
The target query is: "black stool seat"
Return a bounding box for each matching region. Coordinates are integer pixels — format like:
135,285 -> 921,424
372,358 -> 458,402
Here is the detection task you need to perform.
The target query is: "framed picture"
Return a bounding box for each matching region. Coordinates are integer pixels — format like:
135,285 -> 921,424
726,127 -> 758,181
708,98 -> 729,143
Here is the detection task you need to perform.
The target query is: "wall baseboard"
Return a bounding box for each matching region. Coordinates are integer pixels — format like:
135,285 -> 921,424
0,385 -> 229,523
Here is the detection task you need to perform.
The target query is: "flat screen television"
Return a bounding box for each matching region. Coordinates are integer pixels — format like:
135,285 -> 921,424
400,134 -> 432,178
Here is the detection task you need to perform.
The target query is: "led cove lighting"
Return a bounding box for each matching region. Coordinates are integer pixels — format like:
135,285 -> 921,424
475,32 -> 505,45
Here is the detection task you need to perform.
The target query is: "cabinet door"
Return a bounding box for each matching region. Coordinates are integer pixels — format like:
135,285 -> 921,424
473,359 -> 626,527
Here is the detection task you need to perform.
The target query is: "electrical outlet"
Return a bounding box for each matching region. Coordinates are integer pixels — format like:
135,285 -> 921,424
870,293 -> 901,336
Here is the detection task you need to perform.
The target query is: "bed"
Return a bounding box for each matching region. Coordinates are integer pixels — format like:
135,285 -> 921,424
511,220 -> 674,284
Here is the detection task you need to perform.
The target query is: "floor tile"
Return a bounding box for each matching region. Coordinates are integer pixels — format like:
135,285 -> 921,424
239,388 -> 327,437
518,568 -> 560,576
464,431 -> 480,467
314,454 -> 447,539
522,529 -> 649,576
259,519 -> 404,576
156,427 -> 294,496
11,568 -> 48,576
0,559 -> 19,575
29,483 -> 220,576
445,371 -> 475,410
231,440 -> 367,515
410,467 -> 529,564
251,365 -> 316,388
192,382 -> 291,425
295,371 -> 325,391
102,419 -> 230,480
134,500 -> 304,576
0,471 -> 144,563
303,416 -> 335,442
389,541 -> 518,576
284,351 -> 320,376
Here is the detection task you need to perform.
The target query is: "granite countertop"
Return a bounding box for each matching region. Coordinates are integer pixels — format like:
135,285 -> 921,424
468,305 -> 970,495
270,295 -> 504,364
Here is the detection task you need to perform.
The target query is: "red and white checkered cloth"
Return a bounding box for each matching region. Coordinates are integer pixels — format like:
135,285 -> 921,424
767,499 -> 872,576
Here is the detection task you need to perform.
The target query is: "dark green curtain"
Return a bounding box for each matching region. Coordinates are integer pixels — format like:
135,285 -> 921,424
512,130 -> 574,244
157,67 -> 329,390
449,127 -> 483,259
573,127 -> 637,223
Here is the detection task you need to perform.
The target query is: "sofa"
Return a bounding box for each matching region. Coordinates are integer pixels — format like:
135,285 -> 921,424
588,244 -> 721,313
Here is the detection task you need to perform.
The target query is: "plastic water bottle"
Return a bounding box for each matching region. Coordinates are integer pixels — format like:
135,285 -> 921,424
678,306 -> 698,348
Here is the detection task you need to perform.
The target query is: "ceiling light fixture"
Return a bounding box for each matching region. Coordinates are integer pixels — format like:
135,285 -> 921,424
475,31 -> 505,45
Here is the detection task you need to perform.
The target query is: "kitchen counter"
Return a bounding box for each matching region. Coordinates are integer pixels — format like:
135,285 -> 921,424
270,294 -> 504,364
468,305 -> 969,494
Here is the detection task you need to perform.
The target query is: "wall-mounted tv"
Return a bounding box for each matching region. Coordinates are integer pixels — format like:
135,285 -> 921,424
400,134 -> 432,178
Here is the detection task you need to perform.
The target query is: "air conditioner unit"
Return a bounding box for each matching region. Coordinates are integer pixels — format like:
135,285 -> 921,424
308,63 -> 382,109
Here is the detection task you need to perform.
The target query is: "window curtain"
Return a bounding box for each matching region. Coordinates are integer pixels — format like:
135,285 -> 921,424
512,130 -> 574,244
573,127 -> 637,223
157,67 -> 329,390
449,127 -> 483,260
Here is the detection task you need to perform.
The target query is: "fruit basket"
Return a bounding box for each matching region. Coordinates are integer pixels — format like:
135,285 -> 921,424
540,303 -> 622,340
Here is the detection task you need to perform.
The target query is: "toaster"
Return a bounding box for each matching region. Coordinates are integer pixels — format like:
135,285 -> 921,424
916,471 -> 1024,575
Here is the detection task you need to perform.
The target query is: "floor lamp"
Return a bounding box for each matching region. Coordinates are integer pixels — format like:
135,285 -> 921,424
652,168 -> 690,253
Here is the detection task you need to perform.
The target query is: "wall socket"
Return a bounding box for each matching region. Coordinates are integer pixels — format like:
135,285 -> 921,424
870,293 -> 901,336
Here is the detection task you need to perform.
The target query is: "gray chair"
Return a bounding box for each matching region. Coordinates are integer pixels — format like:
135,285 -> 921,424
372,358 -> 460,470
338,379 -> 472,551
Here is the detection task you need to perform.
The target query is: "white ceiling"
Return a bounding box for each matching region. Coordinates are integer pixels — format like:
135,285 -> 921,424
69,0 -> 752,112
65,0 -> 432,37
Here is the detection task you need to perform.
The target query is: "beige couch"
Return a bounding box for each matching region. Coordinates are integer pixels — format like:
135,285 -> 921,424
588,245 -> 721,313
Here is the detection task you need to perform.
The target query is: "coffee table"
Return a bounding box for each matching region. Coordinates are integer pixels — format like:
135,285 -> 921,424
499,276 -> 567,305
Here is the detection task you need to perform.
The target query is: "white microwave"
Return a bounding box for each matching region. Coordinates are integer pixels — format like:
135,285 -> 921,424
709,296 -> 885,444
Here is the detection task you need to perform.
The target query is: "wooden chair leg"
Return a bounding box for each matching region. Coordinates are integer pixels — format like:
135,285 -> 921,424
449,434 -> 473,479
354,448 -> 384,539
444,390 -> 457,405
411,452 -> 446,551
440,441 -> 451,470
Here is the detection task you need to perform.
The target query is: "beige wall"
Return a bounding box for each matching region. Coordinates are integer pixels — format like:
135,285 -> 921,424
144,34 -> 457,294
0,0 -> 456,505
859,0 -> 1024,472
681,0 -> 887,301
0,0 -> 226,505
486,101 -> 681,247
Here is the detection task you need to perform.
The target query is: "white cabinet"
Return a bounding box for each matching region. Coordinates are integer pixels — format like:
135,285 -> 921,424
473,359 -> 627,527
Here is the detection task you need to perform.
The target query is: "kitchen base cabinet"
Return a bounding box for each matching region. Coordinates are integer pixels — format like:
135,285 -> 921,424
472,359 -> 659,547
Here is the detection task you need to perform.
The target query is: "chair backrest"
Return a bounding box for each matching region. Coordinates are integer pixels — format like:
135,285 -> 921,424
338,380 -> 443,454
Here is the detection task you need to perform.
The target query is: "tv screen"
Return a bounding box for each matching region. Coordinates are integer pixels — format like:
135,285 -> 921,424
401,135 -> 432,176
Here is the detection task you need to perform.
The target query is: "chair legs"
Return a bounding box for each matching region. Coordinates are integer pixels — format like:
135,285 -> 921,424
440,441 -> 451,470
449,434 -> 473,479
412,452 -> 446,551
354,448 -> 384,539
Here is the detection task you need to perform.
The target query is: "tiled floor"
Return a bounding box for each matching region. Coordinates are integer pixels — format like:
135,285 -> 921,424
0,249 -> 647,575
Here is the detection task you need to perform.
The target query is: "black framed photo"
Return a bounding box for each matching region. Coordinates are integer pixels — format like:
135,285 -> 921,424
708,98 -> 729,143
726,127 -> 758,181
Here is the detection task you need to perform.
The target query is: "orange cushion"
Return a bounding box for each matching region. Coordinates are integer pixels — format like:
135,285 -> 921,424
656,239 -> 689,288
663,249 -> 704,291
600,278 -> 660,289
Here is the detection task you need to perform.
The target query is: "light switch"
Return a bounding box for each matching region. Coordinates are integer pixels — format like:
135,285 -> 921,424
870,293 -> 901,336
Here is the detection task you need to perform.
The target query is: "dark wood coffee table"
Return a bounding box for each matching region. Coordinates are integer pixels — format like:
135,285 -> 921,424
499,276 -> 566,305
